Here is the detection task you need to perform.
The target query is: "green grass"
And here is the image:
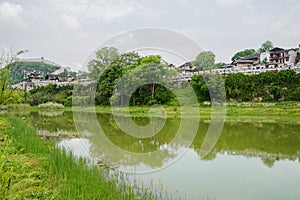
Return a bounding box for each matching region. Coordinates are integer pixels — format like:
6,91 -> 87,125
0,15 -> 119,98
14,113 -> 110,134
66,104 -> 300,123
0,118 -> 59,199
0,117 -> 164,200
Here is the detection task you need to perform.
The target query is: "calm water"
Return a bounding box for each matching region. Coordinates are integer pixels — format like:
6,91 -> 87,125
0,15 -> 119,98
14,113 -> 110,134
24,111 -> 300,200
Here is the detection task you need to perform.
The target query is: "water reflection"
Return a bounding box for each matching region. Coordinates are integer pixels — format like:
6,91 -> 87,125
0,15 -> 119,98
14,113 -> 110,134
23,111 -> 300,199
24,111 -> 300,169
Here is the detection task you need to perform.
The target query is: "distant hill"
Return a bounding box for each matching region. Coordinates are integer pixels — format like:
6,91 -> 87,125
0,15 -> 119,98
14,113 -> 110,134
8,59 -> 61,84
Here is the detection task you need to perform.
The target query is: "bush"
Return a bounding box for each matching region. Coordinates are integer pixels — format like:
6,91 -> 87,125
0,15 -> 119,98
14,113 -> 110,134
38,102 -> 64,110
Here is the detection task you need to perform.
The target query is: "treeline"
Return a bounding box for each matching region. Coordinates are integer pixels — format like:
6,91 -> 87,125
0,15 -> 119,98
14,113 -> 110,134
191,70 -> 300,102
1,48 -> 300,107
17,69 -> 300,107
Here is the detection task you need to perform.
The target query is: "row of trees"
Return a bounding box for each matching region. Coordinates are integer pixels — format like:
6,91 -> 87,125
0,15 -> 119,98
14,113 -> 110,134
1,45 -> 299,107
27,69 -> 299,106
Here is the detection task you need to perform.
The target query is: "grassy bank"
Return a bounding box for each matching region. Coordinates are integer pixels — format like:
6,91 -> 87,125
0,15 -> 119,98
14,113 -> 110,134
22,102 -> 300,123
0,117 -> 158,199
67,104 -> 300,123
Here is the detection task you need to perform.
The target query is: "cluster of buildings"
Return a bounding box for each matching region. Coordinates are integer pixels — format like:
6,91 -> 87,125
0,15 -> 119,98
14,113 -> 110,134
11,58 -> 89,91
12,70 -> 90,91
174,45 -> 300,83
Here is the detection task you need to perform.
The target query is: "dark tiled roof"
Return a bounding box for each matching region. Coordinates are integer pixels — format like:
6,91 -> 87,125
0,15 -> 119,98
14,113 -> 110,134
178,61 -> 192,68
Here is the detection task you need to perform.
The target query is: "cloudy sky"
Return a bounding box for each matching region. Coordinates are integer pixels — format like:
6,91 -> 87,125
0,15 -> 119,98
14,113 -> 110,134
0,0 -> 299,70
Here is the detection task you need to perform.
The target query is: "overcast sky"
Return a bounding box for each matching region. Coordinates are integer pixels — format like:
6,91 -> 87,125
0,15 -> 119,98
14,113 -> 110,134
0,0 -> 299,70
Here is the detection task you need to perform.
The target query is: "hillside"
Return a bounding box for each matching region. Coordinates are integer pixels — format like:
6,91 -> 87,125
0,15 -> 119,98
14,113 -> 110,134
8,61 -> 60,84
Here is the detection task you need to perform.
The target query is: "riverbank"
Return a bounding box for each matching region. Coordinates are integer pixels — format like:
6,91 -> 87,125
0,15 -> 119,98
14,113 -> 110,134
0,117 -> 157,199
2,102 -> 300,123
67,104 -> 300,123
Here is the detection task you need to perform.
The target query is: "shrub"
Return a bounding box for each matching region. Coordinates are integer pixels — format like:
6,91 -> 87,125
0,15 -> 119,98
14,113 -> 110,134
38,102 -> 64,110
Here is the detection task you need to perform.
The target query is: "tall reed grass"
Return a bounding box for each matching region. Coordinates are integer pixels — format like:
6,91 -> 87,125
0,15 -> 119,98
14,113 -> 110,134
6,116 -> 164,199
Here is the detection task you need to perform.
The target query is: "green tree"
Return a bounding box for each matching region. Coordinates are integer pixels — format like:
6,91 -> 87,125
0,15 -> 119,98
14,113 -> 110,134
0,50 -> 27,104
95,52 -> 141,105
193,51 -> 215,71
215,62 -> 226,69
112,55 -> 176,106
258,40 -> 274,53
190,75 -> 210,102
231,49 -> 256,61
88,47 -> 119,80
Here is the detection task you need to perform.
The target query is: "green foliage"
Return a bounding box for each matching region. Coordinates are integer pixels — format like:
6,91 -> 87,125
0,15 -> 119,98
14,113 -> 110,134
0,68 -> 10,104
110,55 -> 176,106
93,50 -> 176,106
191,70 -> 300,102
9,61 -> 60,84
231,49 -> 256,61
88,47 -> 119,80
215,62 -> 226,69
0,89 -> 25,105
3,117 -> 162,199
193,51 -> 216,71
258,40 -> 274,53
190,74 -> 225,102
190,75 -> 210,102
30,84 -> 73,106
140,55 -> 162,65
261,57 -> 268,65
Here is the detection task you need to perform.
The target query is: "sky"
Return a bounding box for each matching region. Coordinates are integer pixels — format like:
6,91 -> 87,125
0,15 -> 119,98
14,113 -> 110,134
0,0 -> 299,70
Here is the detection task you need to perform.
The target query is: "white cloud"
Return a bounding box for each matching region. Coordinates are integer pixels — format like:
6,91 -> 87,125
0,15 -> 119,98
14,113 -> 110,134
0,2 -> 27,29
50,0 -> 142,22
0,2 -> 22,19
60,14 -> 81,30
216,0 -> 251,7
1,0 -> 299,69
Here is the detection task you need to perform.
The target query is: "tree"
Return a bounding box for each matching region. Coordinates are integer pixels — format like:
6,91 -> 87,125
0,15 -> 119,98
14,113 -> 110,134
0,50 -> 27,104
215,62 -> 226,69
87,47 -> 119,80
111,55 -> 176,106
258,40 -> 274,53
95,52 -> 141,105
231,49 -> 256,61
190,75 -> 210,102
192,51 -> 215,71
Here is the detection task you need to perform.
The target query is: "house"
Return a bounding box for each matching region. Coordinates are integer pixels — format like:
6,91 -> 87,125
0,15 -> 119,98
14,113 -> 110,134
232,54 -> 260,68
178,62 -> 196,73
269,47 -> 297,66
25,71 -> 44,82
45,74 -> 60,81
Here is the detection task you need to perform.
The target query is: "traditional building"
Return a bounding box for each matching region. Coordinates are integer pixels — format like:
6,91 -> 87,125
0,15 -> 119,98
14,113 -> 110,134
178,62 -> 196,73
25,71 -> 44,82
269,47 -> 297,66
232,54 -> 260,68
